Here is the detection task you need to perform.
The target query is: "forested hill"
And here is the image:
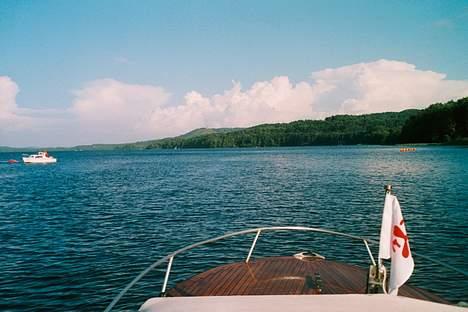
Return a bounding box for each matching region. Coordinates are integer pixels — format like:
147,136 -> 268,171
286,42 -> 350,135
146,110 -> 419,148
1,97 -> 466,152
70,128 -> 242,151
146,97 -> 468,148
400,97 -> 468,144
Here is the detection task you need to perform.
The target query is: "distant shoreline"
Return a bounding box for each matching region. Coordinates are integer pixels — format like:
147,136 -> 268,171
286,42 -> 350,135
2,97 -> 467,152
1,143 -> 467,154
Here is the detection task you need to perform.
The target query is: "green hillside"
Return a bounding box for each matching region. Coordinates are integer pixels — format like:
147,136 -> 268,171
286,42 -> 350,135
146,110 -> 419,148
146,97 -> 467,148
2,97 -> 466,152
67,127 -> 242,151
400,97 -> 468,144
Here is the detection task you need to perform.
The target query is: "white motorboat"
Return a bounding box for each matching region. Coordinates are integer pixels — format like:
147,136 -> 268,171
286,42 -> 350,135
22,151 -> 57,164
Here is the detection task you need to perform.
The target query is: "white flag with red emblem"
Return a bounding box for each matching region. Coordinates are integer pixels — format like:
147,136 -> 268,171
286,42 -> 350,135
378,193 -> 414,295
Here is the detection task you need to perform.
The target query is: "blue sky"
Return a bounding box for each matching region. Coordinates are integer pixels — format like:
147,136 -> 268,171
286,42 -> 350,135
1,0 -> 468,146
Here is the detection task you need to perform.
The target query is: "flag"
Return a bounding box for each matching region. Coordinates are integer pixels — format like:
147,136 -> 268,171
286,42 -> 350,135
378,193 -> 414,295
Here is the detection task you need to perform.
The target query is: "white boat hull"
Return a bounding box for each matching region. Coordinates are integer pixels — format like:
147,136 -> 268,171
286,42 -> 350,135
22,157 -> 57,164
140,294 -> 465,312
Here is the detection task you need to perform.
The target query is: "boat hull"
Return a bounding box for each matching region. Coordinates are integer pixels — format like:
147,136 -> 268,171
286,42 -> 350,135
140,294 -> 464,312
22,157 -> 57,164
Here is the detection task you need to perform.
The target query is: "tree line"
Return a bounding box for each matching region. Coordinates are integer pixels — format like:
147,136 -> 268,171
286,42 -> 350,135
144,97 -> 467,149
2,97 -> 465,153
400,97 -> 468,144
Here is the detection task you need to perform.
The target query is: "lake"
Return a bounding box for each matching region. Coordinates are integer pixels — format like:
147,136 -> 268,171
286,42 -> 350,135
1,146 -> 467,311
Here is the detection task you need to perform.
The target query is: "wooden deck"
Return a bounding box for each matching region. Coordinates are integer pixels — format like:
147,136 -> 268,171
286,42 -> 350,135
167,256 -> 448,304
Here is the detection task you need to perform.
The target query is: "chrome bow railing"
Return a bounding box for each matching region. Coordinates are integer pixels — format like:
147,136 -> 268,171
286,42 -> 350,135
104,226 -> 377,312
103,225 -> 467,312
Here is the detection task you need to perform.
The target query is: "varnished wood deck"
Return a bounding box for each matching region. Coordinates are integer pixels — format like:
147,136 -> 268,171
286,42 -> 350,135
167,257 -> 448,304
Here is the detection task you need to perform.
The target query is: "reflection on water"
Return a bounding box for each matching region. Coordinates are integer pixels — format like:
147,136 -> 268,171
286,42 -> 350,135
0,146 -> 467,311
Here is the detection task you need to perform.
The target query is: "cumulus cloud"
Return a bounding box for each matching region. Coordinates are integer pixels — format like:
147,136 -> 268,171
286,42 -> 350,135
1,59 -> 468,146
0,76 -> 76,146
0,76 -> 20,120
71,79 -> 170,142
0,76 -> 33,132
147,77 -> 320,137
144,59 -> 468,137
310,59 -> 468,114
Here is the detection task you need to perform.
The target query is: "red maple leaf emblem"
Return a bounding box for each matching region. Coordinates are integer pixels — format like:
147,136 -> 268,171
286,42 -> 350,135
392,220 -> 410,258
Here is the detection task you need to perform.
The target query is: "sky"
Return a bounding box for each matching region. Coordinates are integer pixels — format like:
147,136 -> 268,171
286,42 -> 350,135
1,0 -> 468,147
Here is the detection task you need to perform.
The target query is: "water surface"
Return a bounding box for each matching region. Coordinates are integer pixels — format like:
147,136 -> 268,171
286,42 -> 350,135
1,146 -> 467,311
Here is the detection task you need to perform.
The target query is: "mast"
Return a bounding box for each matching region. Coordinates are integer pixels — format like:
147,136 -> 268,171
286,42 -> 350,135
366,185 -> 391,294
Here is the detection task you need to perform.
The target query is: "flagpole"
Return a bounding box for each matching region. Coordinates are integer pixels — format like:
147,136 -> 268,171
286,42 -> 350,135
384,184 -> 392,194
367,185 -> 392,294
379,185 -> 393,294
380,184 -> 392,267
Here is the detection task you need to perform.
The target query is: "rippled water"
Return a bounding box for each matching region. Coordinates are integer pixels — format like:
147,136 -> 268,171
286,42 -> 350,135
1,146 -> 467,311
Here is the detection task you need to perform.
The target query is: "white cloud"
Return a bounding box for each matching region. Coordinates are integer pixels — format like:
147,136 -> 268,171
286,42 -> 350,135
71,79 -> 170,143
148,77 -> 319,137
145,60 -> 468,137
0,76 -> 33,133
0,76 -> 75,146
0,76 -> 20,121
0,76 -> 18,110
310,59 -> 468,114
1,59 -> 468,146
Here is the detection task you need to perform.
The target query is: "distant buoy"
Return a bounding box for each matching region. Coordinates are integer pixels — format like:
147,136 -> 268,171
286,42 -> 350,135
7,159 -> 18,164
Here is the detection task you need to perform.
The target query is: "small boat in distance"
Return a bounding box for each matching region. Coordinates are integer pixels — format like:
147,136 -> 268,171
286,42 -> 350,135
22,151 -> 57,164
400,147 -> 416,152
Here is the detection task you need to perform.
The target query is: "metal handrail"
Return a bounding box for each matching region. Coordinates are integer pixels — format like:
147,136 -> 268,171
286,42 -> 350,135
103,226 -> 376,312
103,225 -> 468,312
